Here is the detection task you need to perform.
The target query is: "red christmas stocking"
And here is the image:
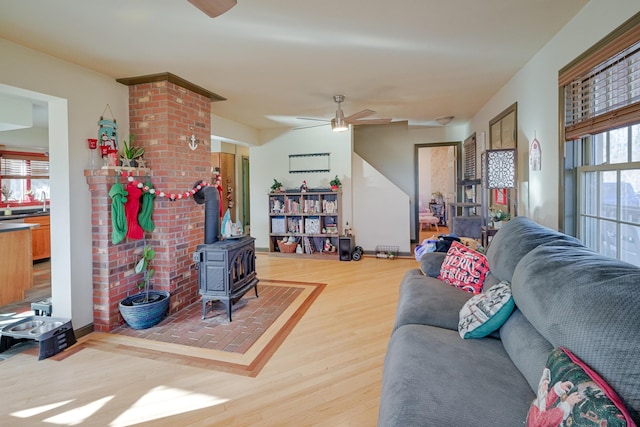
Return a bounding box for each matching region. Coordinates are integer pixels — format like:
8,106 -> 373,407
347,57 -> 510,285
125,181 -> 144,240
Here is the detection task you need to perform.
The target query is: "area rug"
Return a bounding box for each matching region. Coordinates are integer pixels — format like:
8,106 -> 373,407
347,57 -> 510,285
66,279 -> 325,376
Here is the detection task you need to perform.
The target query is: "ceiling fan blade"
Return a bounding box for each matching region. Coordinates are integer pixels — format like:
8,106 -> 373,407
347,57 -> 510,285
297,117 -> 331,122
344,109 -> 376,122
293,123 -> 330,130
351,118 -> 393,125
187,0 -> 237,18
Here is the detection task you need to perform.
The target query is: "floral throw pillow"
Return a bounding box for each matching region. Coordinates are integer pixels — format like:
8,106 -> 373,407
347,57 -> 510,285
527,347 -> 635,427
458,281 -> 514,339
437,241 -> 489,294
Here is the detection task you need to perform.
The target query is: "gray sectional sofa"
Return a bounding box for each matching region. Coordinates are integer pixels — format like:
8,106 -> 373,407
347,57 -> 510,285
379,216 -> 640,426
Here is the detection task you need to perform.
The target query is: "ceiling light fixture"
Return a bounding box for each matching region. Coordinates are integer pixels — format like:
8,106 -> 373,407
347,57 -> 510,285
331,95 -> 349,132
187,0 -> 237,18
331,112 -> 348,132
435,115 -> 455,126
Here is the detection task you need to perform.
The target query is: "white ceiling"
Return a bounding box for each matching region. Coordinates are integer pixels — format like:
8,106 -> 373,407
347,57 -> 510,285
0,0 -> 588,131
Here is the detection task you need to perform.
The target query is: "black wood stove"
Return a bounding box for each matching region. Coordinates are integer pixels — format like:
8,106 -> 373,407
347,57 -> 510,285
194,236 -> 258,321
192,181 -> 258,321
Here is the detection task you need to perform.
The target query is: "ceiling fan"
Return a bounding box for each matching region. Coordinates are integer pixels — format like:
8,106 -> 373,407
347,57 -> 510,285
295,95 -> 392,132
187,0 -> 237,18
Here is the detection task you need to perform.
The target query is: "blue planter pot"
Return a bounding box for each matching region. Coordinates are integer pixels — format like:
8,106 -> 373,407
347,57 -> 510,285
119,290 -> 170,330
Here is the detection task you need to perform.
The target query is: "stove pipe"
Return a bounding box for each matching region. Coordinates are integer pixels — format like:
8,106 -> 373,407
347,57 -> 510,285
194,180 -> 220,244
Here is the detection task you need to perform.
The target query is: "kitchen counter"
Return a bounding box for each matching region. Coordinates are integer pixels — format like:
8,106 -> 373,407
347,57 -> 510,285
0,208 -> 50,221
0,222 -> 38,233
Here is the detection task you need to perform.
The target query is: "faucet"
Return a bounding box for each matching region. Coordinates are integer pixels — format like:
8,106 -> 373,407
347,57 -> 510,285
41,191 -> 47,212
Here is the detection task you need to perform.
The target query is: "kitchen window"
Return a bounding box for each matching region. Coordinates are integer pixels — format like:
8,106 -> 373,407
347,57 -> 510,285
0,151 -> 50,207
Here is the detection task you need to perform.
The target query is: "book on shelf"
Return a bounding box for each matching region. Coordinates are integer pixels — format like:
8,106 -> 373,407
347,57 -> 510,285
322,199 -> 337,213
287,217 -> 302,233
303,236 -> 315,254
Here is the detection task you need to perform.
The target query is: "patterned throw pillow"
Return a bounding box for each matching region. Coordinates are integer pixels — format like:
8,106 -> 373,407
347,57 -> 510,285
458,281 -> 514,339
527,347 -> 635,427
438,241 -> 489,294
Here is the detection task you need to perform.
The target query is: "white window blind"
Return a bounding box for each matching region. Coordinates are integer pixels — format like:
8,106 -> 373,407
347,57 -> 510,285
561,14 -> 640,141
1,156 -> 49,178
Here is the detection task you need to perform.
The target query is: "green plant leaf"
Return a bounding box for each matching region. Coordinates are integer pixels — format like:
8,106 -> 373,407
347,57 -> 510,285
135,258 -> 146,274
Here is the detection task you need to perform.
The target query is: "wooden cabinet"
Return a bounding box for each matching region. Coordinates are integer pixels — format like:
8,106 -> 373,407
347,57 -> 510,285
0,225 -> 33,305
268,191 -> 341,258
24,215 -> 50,260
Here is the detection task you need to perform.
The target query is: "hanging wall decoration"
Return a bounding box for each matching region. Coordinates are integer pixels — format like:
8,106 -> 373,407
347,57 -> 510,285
530,136 -> 541,171
98,105 -> 118,150
98,104 -> 119,167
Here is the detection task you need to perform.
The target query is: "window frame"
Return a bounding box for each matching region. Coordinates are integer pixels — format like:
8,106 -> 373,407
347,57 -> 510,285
0,150 -> 50,208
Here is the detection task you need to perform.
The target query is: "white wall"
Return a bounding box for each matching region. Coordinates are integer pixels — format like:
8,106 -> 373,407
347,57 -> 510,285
466,0 -> 640,229
249,126 -> 352,251
352,153 -> 410,253
0,38 -> 129,328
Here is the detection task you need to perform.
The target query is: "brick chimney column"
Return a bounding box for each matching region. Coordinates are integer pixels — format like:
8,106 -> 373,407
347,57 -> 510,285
86,73 -> 225,331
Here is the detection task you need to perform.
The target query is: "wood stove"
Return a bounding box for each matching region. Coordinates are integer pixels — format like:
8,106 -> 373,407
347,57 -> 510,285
194,236 -> 258,321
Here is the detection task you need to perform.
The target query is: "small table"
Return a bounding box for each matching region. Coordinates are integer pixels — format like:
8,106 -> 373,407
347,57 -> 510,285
481,226 -> 498,249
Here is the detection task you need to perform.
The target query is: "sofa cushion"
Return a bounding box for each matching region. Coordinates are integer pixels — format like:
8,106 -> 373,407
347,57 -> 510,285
526,347 -> 635,426
458,281 -> 514,339
419,251 -> 447,277
513,243 -> 640,422
438,241 -> 489,294
500,309 -> 554,392
485,216 -> 582,283
393,269 -> 472,332
378,324 -> 534,426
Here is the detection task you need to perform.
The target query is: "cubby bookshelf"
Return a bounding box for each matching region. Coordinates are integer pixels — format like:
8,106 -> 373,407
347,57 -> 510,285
268,190 -> 341,258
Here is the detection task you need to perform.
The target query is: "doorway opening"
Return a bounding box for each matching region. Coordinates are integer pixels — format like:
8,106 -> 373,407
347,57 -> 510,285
0,84 -> 70,320
414,142 -> 461,244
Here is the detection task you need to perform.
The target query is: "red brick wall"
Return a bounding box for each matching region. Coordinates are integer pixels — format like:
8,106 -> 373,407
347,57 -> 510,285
86,78 -> 212,331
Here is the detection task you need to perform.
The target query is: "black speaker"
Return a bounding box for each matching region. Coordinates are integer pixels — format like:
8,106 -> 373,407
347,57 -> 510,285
339,236 -> 355,261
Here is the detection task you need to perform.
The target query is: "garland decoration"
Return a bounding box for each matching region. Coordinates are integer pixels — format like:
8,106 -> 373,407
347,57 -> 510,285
118,171 -> 221,202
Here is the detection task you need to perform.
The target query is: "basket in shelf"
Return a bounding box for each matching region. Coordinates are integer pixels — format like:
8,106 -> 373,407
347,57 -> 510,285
278,239 -> 299,253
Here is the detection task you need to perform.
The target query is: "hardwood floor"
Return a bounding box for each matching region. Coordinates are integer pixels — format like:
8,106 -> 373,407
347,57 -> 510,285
0,254 -> 418,426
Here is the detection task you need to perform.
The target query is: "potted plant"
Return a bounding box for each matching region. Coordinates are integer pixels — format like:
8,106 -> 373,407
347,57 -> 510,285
490,209 -> 511,229
118,243 -> 170,329
120,134 -> 145,167
270,178 -> 284,192
330,175 -> 341,191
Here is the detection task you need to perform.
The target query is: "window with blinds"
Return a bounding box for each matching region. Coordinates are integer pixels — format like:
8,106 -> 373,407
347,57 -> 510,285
564,40 -> 640,140
561,12 -> 640,265
561,13 -> 640,141
0,152 -> 50,206
1,158 -> 49,178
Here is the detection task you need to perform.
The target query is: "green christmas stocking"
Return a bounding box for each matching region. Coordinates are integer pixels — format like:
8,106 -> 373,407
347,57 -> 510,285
109,181 -> 128,244
138,181 -> 156,232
